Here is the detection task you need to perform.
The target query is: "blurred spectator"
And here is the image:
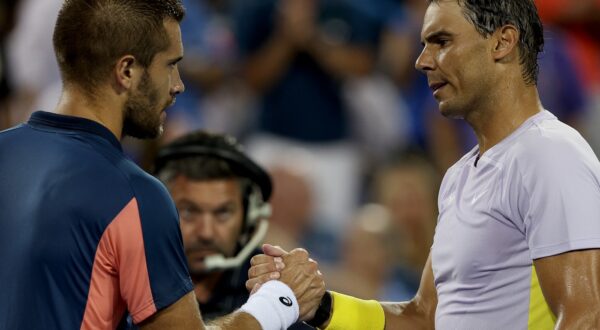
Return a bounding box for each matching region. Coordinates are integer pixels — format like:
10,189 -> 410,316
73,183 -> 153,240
536,0 -> 600,90
342,67 -> 410,167
379,0 -> 458,171
0,0 -> 19,129
535,0 -> 600,153
6,0 -> 62,123
234,0 -> 382,236
255,150 -> 341,263
326,150 -> 439,303
325,204 -> 416,301
263,164 -> 314,253
379,0 -> 433,149
162,0 -> 257,143
371,149 -> 438,272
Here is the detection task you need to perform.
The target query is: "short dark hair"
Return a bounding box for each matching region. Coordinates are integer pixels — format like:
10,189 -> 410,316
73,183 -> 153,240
156,131 -> 250,184
155,132 -> 253,216
53,0 -> 185,95
429,0 -> 544,85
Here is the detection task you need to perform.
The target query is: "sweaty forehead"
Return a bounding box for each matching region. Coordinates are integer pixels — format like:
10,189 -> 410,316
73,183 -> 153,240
421,0 -> 471,39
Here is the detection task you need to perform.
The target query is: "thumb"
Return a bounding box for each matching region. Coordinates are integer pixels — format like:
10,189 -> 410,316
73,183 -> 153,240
262,244 -> 288,257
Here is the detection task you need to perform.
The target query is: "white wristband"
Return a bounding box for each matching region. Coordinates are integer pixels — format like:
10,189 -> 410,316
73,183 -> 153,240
240,280 -> 299,330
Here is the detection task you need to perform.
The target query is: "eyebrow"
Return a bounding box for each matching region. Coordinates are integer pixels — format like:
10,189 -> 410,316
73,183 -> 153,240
421,30 -> 454,46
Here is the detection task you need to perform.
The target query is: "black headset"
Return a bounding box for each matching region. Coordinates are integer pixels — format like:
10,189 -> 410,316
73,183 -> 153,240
153,133 -> 273,238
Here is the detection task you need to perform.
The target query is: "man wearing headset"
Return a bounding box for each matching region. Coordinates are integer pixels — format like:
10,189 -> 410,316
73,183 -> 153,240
153,131 -> 313,329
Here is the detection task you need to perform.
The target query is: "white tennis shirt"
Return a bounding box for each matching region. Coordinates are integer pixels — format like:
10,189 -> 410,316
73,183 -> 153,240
432,110 -> 600,329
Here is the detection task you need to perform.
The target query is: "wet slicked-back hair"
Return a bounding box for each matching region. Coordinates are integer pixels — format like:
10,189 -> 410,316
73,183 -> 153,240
429,0 -> 544,85
53,0 -> 185,95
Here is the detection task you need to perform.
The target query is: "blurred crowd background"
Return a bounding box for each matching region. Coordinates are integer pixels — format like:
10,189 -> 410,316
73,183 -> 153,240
1,0 -> 599,301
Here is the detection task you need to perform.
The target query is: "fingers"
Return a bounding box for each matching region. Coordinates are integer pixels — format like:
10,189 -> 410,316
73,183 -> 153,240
262,244 -> 288,257
277,253 -> 325,321
296,270 -> 326,321
249,258 -> 284,277
247,255 -> 286,292
250,254 -> 285,268
245,272 -> 281,292
250,246 -> 327,321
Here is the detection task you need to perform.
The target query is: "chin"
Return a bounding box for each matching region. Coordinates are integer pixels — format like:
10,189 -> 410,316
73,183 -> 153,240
189,264 -> 208,276
438,101 -> 464,119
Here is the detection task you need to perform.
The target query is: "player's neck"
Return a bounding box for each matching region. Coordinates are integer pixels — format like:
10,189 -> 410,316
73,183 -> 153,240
54,86 -> 125,140
468,83 -> 543,156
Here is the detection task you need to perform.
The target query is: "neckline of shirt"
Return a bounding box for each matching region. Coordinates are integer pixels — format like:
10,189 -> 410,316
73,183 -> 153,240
27,111 -> 122,151
469,110 -> 555,167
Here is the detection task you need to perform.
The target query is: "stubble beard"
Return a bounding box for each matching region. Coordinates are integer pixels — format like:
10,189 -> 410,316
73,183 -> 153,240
186,241 -> 235,277
122,71 -> 167,139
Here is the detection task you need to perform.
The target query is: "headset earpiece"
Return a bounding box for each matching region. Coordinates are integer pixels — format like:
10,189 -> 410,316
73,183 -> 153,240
154,133 -> 272,241
246,186 -> 272,226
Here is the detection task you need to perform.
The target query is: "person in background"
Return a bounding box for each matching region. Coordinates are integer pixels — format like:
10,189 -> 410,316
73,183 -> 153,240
233,0 -> 381,240
153,131 -> 313,329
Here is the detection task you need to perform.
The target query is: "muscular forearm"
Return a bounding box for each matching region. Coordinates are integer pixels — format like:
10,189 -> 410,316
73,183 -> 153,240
206,311 -> 261,330
381,301 -> 435,330
555,309 -> 600,330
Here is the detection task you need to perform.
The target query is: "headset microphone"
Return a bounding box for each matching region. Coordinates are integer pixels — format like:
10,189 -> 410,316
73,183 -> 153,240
154,133 -> 273,271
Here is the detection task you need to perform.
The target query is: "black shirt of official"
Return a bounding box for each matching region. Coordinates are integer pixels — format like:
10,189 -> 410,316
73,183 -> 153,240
198,250 -> 255,321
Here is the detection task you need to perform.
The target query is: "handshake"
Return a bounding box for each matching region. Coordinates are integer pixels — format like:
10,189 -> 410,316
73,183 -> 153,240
242,244 -> 329,329
239,244 -> 385,330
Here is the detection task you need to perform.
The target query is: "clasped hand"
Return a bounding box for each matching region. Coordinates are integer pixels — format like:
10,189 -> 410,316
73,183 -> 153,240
246,244 -> 325,321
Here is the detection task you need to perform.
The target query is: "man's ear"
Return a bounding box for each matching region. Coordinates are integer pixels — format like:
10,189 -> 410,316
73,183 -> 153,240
492,25 -> 519,62
114,55 -> 138,91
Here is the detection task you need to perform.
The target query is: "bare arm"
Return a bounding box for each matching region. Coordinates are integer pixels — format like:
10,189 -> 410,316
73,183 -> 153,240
249,246 -> 437,329
534,249 -> 600,329
138,291 -> 205,330
381,254 -> 437,330
138,291 -> 262,330
206,312 -> 261,330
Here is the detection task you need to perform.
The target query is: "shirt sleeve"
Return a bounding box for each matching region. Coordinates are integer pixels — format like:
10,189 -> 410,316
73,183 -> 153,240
516,130 -> 600,259
114,178 -> 194,324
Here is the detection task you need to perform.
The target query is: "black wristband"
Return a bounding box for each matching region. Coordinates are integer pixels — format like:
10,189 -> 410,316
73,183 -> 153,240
304,291 -> 332,329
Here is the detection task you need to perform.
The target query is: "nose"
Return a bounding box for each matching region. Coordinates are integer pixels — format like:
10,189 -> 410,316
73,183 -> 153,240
194,216 -> 214,240
171,67 -> 185,95
415,46 -> 435,73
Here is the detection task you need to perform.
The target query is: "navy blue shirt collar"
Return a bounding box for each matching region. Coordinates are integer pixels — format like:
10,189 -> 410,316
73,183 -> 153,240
27,111 -> 123,151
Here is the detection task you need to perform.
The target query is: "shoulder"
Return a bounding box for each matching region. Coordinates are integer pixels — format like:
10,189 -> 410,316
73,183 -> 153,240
117,162 -> 178,223
510,115 -> 598,174
502,114 -> 600,198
